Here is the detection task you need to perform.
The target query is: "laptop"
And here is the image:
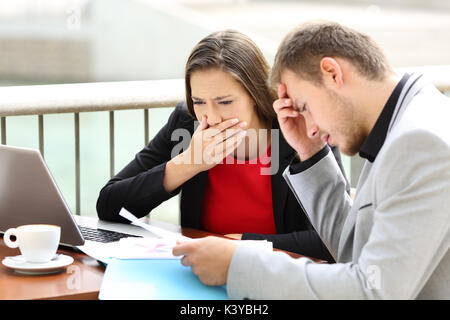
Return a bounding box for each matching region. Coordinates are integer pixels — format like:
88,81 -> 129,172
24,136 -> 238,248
0,144 -> 155,250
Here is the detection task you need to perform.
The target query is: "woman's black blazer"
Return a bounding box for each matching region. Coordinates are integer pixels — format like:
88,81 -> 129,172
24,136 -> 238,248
96,102 -> 350,261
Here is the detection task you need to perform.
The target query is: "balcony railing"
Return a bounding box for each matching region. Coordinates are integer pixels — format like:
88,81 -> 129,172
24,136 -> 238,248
0,79 -> 184,215
0,66 -> 449,216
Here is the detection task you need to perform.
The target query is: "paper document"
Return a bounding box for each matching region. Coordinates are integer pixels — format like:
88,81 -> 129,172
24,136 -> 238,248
78,208 -> 273,264
77,236 -> 181,264
76,241 -> 115,265
119,207 -> 188,241
116,237 -> 180,259
115,237 -> 272,260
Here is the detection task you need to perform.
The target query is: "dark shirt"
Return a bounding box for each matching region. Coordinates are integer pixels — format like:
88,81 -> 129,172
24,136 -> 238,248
360,73 -> 412,162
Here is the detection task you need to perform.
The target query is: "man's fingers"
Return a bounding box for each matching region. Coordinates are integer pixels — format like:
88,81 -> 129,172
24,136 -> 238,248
276,107 -> 300,120
275,83 -> 298,114
181,255 -> 191,267
172,240 -> 195,256
273,97 -> 294,114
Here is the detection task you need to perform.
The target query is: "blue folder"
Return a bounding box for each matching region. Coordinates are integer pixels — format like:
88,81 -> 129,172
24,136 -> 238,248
99,259 -> 228,300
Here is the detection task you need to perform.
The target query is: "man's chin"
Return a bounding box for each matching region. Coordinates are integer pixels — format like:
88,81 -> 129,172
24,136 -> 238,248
337,143 -> 360,157
342,150 -> 359,157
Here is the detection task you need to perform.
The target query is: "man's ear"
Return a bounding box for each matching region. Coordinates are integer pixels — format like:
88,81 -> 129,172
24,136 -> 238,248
319,57 -> 344,88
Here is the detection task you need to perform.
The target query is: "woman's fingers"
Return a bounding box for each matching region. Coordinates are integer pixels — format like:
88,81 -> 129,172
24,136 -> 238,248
204,129 -> 247,162
277,83 -> 287,99
189,117 -> 249,167
201,115 -> 208,130
203,119 -> 247,139
223,130 -> 247,156
210,127 -> 246,146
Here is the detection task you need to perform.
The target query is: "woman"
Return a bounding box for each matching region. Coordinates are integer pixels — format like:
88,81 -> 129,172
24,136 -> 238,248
96,30 -> 349,261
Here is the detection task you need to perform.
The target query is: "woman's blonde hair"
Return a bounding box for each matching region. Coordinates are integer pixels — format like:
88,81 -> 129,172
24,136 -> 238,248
185,30 -> 276,125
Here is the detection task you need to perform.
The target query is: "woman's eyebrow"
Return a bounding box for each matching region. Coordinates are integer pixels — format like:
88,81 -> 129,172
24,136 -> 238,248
192,95 -> 232,101
213,95 -> 232,101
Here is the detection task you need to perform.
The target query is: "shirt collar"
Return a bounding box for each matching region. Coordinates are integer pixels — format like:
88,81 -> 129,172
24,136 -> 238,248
359,73 -> 411,162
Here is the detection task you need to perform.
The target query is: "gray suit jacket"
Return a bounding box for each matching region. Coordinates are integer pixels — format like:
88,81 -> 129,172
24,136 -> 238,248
227,73 -> 450,299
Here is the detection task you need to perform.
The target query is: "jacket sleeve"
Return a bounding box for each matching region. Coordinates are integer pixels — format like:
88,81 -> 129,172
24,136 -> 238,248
330,145 -> 351,195
241,146 -> 348,262
242,229 -> 334,262
227,130 -> 450,299
96,103 -> 192,223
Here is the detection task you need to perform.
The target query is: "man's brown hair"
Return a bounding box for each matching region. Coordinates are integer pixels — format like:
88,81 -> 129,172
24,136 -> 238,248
185,30 -> 276,125
270,20 -> 393,86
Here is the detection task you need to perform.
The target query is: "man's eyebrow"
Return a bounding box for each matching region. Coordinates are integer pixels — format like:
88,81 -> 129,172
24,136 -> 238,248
293,99 -> 307,112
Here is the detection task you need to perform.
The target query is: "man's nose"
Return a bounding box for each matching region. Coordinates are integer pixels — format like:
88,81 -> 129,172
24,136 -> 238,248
303,113 -> 320,139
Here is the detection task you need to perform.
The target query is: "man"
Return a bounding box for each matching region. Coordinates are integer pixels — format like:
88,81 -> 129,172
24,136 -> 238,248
173,21 -> 450,299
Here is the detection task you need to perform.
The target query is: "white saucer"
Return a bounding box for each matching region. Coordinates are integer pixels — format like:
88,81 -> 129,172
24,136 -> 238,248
2,254 -> 74,275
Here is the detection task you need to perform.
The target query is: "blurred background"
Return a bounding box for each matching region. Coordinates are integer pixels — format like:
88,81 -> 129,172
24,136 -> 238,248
1,0 -> 450,224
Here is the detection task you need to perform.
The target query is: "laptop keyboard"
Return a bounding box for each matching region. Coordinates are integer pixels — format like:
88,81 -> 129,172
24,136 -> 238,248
79,226 -> 142,243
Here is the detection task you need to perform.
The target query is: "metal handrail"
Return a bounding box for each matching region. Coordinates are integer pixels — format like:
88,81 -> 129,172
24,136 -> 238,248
0,66 -> 449,214
0,78 -> 184,215
0,79 -> 185,116
1,66 -> 448,117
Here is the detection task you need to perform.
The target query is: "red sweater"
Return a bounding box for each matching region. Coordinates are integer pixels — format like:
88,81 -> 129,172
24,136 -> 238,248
201,146 -> 276,235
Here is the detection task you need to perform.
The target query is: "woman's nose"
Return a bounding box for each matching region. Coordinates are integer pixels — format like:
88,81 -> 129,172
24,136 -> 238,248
205,104 -> 223,126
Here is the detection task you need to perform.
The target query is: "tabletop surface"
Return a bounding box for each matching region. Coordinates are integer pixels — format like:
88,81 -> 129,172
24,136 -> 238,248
0,217 -> 303,300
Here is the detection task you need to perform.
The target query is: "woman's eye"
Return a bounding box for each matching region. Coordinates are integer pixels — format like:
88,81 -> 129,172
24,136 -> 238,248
219,100 -> 233,105
193,101 -> 204,105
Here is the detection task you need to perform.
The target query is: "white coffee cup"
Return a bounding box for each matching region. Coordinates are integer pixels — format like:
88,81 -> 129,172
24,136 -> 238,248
4,224 -> 61,263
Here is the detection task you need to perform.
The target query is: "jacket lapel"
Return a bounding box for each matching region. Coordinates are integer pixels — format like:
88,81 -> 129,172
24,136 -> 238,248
271,123 -> 296,233
179,116 -> 208,229
180,171 -> 208,229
